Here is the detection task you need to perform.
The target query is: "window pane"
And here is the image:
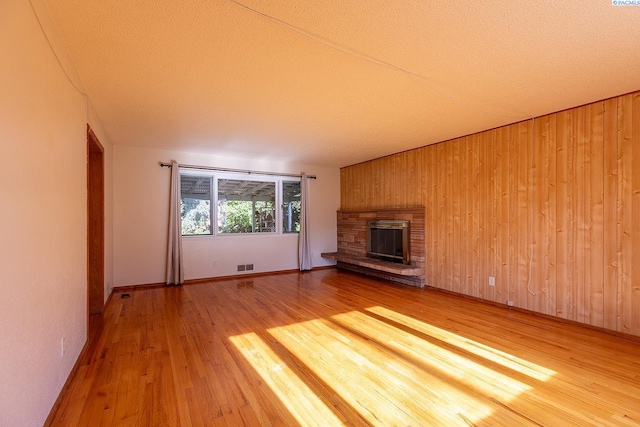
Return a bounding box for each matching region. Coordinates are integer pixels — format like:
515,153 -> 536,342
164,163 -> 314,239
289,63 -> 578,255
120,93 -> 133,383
181,175 -> 212,235
218,179 -> 276,234
282,181 -> 301,233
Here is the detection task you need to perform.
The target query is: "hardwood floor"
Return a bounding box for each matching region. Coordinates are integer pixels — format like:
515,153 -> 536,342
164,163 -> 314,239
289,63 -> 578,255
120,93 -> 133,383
48,269 -> 640,426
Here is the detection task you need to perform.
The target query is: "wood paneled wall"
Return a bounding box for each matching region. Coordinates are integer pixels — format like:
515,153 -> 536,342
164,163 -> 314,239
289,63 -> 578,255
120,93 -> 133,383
340,91 -> 640,337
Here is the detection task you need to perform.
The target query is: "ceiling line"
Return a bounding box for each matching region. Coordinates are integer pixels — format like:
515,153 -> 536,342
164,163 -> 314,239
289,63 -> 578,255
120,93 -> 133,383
224,0 -> 532,122
28,0 -> 88,98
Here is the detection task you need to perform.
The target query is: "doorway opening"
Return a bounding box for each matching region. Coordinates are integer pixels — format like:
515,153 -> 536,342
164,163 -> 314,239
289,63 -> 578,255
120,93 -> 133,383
87,125 -> 104,326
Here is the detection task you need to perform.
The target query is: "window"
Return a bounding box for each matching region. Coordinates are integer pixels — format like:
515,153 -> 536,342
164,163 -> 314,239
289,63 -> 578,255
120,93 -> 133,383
218,179 -> 276,234
180,173 -> 300,236
282,181 -> 301,233
181,175 -> 213,235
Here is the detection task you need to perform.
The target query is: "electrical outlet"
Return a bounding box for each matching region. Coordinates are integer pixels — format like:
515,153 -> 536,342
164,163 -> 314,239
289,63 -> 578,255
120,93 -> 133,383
246,264 -> 254,271
507,300 -> 514,307
488,276 -> 495,287
212,259 -> 218,268
237,264 -> 246,272
61,337 -> 66,357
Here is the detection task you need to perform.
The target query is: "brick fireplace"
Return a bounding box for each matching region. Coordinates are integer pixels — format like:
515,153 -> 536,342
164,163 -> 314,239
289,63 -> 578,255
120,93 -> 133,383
324,207 -> 425,287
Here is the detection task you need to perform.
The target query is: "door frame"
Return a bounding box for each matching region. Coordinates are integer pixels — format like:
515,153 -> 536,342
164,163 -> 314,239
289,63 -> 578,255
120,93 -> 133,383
87,125 -> 104,317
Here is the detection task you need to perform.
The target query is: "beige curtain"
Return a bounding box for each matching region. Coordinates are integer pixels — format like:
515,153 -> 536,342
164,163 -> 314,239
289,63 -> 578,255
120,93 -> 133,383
298,173 -> 312,271
166,160 -> 184,285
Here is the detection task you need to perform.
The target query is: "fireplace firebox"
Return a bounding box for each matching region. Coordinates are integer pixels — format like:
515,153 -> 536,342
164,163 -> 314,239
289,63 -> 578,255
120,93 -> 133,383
366,220 -> 410,265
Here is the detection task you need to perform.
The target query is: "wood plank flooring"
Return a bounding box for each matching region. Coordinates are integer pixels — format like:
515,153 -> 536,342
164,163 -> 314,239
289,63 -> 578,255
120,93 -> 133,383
47,269 -> 640,426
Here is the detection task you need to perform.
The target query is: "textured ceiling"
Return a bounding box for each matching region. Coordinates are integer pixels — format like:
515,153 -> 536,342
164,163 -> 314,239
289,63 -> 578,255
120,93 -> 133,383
45,0 -> 640,167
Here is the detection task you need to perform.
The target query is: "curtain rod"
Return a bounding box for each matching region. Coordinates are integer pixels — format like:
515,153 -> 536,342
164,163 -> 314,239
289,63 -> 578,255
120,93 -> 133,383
159,162 -> 316,179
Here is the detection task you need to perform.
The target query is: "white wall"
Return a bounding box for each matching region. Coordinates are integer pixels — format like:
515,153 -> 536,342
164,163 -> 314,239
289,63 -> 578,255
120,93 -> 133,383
113,145 -> 339,286
0,1 -> 113,425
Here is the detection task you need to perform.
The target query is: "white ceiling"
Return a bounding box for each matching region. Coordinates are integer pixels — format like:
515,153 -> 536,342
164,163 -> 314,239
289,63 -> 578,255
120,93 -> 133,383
45,0 -> 640,167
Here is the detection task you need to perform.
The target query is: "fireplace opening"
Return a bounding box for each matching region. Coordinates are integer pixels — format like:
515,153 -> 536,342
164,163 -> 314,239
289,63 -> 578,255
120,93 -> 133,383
366,220 -> 410,264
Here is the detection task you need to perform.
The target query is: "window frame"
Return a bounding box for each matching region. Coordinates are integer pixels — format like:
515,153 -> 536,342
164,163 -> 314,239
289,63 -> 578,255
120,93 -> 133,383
179,169 -> 301,237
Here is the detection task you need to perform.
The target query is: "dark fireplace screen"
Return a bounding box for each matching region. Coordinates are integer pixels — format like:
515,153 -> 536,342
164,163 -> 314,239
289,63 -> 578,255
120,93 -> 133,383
366,220 -> 410,264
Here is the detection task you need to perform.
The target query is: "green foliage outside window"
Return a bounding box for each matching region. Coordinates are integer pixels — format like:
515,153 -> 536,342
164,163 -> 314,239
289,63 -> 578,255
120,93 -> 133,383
181,198 -> 211,235
218,201 -> 253,233
218,200 -> 276,233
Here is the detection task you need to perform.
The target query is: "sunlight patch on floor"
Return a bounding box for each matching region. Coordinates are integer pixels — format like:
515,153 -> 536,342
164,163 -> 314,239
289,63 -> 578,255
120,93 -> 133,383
229,307 -> 557,425
229,332 -> 345,426
365,306 -> 556,381
332,310 -> 530,400
268,319 -> 492,425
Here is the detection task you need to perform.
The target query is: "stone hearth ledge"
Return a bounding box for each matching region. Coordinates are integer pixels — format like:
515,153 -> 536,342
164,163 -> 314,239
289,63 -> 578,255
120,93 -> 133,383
321,252 -> 423,276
